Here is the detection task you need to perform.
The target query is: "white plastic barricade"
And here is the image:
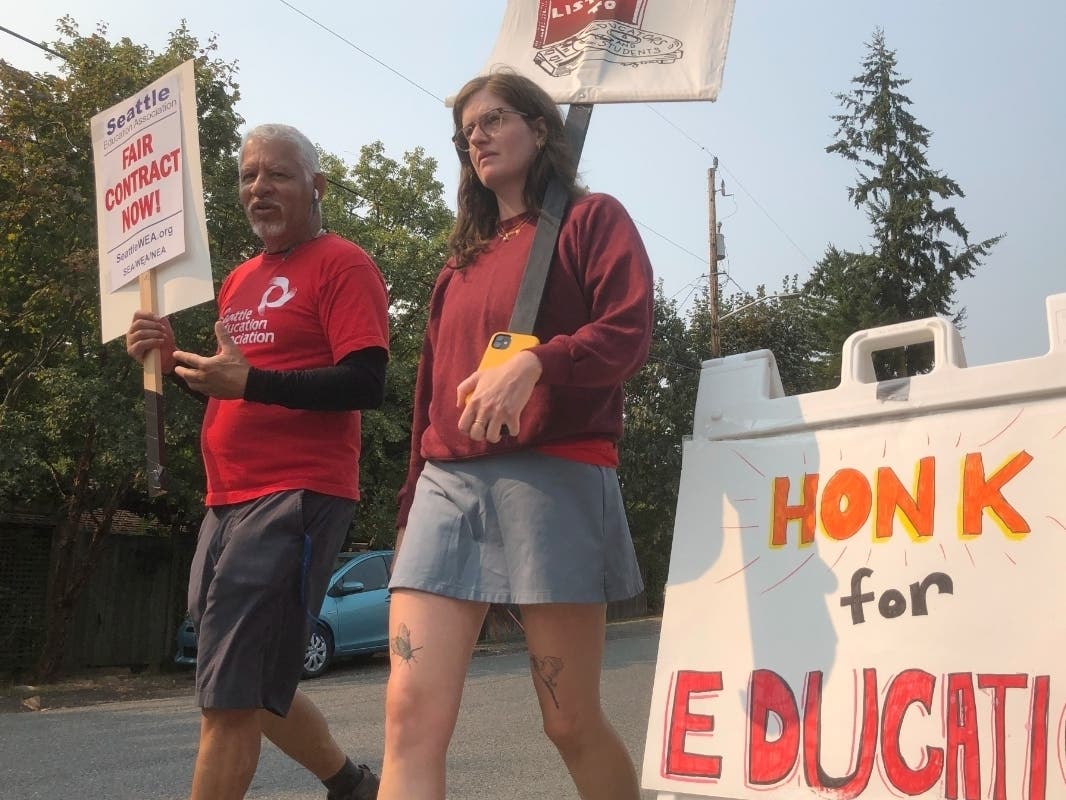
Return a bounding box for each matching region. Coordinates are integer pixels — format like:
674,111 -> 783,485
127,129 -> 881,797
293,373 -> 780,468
642,294 -> 1066,800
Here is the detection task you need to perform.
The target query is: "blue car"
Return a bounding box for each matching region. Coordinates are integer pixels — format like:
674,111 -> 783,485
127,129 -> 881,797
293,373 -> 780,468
175,549 -> 394,678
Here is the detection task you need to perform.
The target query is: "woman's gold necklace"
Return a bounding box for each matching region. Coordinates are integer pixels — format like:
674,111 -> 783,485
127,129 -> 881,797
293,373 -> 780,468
498,214 -> 531,242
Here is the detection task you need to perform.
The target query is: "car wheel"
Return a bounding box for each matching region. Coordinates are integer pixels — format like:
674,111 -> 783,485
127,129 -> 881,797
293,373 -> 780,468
303,624 -> 334,678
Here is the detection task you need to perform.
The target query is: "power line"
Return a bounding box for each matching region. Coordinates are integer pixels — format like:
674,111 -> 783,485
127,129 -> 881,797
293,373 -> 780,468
0,57 -> 55,93
666,276 -> 707,310
717,162 -> 814,266
270,2 -> 810,281
635,220 -> 709,265
652,326 -> 704,357
325,176 -> 363,201
2,18 -> 762,373
1,23 -> 369,202
0,24 -> 63,59
7,11 -> 812,279
645,105 -> 716,159
667,273 -> 705,298
653,330 -> 687,349
723,273 -> 751,297
276,0 -> 443,105
645,104 -> 815,268
646,354 -> 700,373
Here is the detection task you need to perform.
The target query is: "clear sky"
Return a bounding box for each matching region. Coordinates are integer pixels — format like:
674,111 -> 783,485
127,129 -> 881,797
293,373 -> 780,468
4,1 -> 1063,368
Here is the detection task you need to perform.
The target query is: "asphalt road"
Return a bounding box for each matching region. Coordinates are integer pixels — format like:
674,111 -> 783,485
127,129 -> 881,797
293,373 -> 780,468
0,618 -> 664,800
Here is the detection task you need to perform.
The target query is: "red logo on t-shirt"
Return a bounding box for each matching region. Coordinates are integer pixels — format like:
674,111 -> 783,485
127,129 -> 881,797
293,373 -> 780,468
534,0 -> 648,47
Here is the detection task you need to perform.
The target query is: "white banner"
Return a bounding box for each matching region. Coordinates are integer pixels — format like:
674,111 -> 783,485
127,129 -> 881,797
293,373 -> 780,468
91,60 -> 214,343
473,0 -> 735,104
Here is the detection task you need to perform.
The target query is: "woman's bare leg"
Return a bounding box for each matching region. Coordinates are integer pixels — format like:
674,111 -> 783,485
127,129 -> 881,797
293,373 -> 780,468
377,590 -> 489,800
521,603 -> 640,800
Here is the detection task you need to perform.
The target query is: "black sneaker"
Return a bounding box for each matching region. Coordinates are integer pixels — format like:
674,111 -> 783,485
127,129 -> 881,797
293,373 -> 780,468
327,764 -> 379,800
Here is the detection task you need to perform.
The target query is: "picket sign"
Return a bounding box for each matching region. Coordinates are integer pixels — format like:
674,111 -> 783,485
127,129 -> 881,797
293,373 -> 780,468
641,294 -> 1066,800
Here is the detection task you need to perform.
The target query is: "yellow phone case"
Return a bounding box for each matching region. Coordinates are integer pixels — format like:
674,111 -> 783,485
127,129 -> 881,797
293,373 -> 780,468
477,331 -> 540,370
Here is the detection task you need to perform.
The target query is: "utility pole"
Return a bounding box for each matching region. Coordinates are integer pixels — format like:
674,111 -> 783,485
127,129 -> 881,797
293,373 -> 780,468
708,159 -> 721,358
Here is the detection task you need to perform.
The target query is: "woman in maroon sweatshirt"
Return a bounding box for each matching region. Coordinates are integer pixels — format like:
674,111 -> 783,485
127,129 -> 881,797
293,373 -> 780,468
380,69 -> 654,800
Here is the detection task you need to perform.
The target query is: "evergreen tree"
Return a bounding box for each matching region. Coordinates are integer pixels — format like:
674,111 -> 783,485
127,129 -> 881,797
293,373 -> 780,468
806,29 -> 1002,381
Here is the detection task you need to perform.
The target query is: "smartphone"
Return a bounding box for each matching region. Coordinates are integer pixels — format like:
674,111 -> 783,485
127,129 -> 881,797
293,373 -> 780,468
477,331 -> 540,371
471,331 -> 540,437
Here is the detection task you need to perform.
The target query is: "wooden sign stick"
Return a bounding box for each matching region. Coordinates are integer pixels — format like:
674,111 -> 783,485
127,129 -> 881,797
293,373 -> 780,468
138,270 -> 167,496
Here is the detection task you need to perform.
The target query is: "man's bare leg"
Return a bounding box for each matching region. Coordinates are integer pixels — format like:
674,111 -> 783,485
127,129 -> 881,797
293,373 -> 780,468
190,708 -> 261,800
258,688 -> 346,778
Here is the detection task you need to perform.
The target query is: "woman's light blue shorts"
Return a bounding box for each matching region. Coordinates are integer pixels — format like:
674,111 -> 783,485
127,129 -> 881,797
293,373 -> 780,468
390,450 -> 644,604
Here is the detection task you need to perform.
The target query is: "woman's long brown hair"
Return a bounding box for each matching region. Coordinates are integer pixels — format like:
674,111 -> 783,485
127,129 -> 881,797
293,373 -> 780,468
448,69 -> 584,268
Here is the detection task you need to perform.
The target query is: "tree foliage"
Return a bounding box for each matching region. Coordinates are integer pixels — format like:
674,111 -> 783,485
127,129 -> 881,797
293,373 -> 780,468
691,278 -> 822,396
0,20 -> 458,678
618,278 -> 821,608
0,19 -> 247,679
805,29 -> 1002,381
7,21 -> 974,677
316,142 -> 453,544
619,284 -> 700,609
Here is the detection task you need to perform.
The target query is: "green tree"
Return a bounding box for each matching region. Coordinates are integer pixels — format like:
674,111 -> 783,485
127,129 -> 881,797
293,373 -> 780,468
619,283 -> 701,609
806,29 -> 1002,381
618,278 -> 823,607
0,19 -> 245,679
687,279 -> 821,396
720,279 -> 820,395
1,15 -> 477,681
316,142 -> 453,543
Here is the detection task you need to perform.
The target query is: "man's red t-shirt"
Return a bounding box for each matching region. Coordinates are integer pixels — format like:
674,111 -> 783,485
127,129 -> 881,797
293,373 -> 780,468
202,233 -> 389,506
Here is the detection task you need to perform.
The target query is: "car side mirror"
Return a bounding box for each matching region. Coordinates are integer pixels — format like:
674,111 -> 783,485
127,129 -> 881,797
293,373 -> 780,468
337,580 -> 365,596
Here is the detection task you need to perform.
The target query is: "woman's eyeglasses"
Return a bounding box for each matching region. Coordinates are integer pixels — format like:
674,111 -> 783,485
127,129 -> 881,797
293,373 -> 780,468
452,107 -> 529,151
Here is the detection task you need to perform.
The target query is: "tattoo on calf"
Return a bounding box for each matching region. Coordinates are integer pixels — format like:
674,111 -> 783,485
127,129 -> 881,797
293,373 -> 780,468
391,622 -> 423,666
530,654 -> 564,709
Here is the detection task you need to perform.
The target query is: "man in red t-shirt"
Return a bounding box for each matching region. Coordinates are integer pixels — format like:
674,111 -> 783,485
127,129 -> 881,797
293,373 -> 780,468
126,124 -> 387,800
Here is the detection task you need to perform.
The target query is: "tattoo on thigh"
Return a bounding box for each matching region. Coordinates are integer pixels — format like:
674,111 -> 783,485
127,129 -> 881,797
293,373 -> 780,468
530,654 -> 564,709
391,623 -> 423,666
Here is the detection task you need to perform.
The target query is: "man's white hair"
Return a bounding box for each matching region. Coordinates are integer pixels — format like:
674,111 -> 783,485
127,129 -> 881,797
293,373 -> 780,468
239,124 -> 320,178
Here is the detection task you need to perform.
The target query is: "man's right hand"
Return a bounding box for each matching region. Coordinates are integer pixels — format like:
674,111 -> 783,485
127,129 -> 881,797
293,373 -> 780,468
126,311 -> 177,374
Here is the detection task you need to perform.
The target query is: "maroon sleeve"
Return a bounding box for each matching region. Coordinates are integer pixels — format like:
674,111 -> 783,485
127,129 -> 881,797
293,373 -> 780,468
529,194 -> 654,387
396,268 -> 451,529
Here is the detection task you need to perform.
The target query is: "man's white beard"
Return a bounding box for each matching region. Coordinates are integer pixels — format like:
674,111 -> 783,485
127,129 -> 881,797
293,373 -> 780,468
250,218 -> 286,243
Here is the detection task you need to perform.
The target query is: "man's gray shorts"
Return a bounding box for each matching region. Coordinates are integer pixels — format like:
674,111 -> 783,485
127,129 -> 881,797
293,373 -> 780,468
188,490 -> 354,716
390,451 -> 644,604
